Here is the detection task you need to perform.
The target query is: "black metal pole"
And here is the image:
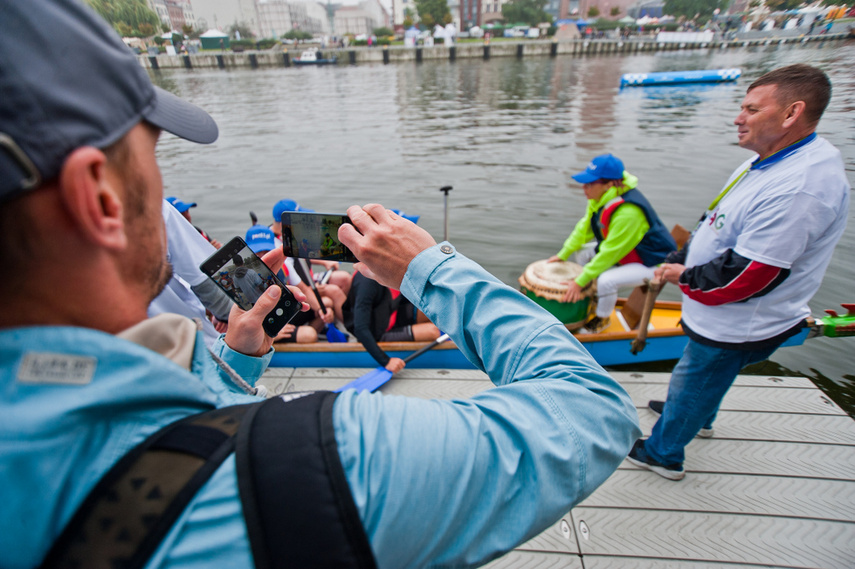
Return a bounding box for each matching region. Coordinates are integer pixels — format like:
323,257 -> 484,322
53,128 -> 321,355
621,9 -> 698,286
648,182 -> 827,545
440,185 -> 453,242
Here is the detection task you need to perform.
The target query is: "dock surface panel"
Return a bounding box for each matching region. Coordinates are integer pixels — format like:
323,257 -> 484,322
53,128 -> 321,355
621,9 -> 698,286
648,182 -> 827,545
259,368 -> 855,568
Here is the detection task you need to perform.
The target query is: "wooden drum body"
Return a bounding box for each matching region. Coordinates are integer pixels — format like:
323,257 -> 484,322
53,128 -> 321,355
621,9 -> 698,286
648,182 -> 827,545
519,259 -> 591,329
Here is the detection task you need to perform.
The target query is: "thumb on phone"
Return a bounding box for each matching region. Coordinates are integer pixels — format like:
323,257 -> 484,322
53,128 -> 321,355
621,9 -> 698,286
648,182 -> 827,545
225,285 -> 283,357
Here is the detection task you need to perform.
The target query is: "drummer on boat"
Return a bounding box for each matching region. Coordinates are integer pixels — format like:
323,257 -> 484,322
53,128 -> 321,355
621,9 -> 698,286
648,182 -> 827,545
549,153 -> 676,333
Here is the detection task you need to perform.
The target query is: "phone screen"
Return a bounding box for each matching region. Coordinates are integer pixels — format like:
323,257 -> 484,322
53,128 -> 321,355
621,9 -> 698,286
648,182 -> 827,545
199,236 -> 301,336
281,212 -> 358,263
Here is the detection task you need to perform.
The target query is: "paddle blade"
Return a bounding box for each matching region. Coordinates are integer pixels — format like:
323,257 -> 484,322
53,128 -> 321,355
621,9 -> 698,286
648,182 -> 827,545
334,366 -> 392,393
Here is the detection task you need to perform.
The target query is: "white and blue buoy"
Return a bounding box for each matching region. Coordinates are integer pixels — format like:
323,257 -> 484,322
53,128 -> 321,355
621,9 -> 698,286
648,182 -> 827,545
620,68 -> 741,87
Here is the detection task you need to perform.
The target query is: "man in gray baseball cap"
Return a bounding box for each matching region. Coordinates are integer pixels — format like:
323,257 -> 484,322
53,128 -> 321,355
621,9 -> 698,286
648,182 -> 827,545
0,1 -> 218,201
0,2 -> 639,568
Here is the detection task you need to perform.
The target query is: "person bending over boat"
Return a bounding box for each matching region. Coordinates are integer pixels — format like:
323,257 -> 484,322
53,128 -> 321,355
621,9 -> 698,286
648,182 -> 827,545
549,154 -> 676,333
628,64 -> 850,481
0,3 -> 639,568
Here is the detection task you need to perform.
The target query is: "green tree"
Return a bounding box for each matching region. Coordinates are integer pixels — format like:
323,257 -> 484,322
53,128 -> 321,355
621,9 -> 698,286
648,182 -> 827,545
415,0 -> 450,27
403,16 -> 414,28
663,0 -> 732,21
502,0 -> 552,26
85,0 -> 160,37
282,29 -> 313,40
228,22 -> 255,39
373,27 -> 394,36
610,6 -> 621,16
587,5 -> 600,18
764,0 -> 801,11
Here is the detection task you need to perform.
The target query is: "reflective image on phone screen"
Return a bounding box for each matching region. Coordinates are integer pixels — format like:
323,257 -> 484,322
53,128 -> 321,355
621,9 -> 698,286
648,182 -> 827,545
280,212 -> 358,263
199,236 -> 301,336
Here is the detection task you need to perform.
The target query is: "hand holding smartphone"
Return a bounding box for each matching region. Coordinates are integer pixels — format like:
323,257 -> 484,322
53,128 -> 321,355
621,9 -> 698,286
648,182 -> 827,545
199,237 -> 302,337
280,212 -> 358,263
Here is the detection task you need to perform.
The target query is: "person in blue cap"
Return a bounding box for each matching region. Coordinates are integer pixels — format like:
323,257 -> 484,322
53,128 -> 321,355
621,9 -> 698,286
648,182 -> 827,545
549,153 -> 676,333
166,195 -> 222,248
0,3 -> 638,568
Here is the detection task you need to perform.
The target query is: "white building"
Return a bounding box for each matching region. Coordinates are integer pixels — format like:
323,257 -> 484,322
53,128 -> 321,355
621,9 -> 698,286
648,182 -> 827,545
256,0 -> 331,37
334,0 -> 389,35
190,0 -> 261,35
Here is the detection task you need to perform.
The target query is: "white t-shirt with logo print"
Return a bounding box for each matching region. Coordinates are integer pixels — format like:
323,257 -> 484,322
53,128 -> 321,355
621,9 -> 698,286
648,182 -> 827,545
681,136 -> 849,343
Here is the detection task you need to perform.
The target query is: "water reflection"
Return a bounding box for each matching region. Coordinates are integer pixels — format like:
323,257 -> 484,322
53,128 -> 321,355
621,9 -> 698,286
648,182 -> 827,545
149,42 -> 855,414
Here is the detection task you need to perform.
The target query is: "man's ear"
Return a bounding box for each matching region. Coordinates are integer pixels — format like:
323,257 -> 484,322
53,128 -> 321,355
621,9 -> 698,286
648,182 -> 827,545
58,146 -> 128,250
782,100 -> 806,128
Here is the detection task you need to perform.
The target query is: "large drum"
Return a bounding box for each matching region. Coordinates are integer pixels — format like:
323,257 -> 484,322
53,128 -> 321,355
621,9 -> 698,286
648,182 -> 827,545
519,259 -> 592,329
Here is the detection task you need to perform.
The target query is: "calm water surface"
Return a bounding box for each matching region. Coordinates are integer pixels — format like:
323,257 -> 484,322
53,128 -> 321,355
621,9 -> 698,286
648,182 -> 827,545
150,42 -> 855,413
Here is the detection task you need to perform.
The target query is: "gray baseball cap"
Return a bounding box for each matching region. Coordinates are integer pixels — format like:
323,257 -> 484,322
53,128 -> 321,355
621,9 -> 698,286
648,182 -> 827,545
0,0 -> 219,202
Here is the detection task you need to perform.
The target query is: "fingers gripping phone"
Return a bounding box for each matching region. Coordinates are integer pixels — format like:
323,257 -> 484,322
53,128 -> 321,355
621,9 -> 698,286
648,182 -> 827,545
280,212 -> 358,263
199,237 -> 301,337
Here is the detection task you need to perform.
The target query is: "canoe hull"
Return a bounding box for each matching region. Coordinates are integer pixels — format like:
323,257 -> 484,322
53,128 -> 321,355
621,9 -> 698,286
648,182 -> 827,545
269,301 -> 811,369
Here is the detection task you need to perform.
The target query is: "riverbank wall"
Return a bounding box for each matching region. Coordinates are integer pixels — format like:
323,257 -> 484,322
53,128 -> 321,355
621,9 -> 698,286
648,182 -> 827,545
138,33 -> 851,71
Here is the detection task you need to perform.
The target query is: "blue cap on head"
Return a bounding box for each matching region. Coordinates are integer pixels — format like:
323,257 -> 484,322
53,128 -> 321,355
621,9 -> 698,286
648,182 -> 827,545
571,154 -> 625,184
245,224 -> 276,253
166,196 -> 197,213
391,209 -> 420,224
272,199 -> 314,222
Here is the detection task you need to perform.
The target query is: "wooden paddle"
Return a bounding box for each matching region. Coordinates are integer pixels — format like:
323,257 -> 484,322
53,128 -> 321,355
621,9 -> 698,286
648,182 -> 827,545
334,333 -> 451,393
630,278 -> 663,355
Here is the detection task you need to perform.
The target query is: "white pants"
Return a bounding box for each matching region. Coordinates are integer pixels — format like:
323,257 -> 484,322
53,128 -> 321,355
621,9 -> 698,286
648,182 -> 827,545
574,246 -> 656,318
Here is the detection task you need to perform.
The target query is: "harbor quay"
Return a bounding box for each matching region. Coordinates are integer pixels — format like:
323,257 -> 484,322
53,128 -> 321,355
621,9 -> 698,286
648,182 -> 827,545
137,33 -> 851,71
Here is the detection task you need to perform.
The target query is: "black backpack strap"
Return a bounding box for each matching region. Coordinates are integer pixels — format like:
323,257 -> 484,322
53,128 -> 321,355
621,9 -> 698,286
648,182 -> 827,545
39,404 -> 255,569
236,392 -> 377,569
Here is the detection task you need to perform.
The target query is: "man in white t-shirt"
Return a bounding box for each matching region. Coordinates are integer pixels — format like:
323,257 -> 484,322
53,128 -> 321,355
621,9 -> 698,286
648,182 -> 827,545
628,64 -> 850,481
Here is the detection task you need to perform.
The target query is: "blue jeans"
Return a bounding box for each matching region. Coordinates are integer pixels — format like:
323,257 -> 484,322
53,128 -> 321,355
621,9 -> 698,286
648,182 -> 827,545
644,337 -> 781,465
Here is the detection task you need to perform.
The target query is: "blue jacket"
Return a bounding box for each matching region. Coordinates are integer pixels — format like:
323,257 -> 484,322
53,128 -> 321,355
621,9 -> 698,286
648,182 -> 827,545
0,243 -> 640,569
591,188 -> 676,267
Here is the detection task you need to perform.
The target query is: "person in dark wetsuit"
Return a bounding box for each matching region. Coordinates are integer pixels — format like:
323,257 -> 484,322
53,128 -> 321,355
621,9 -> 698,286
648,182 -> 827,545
342,270 -> 439,372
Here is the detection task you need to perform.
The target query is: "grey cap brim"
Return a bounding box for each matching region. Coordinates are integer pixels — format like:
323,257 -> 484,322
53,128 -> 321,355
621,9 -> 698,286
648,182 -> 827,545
144,86 -> 219,144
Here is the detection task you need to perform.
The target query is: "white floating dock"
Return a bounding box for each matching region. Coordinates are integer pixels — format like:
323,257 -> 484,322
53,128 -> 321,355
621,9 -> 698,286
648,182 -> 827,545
259,368 -> 855,568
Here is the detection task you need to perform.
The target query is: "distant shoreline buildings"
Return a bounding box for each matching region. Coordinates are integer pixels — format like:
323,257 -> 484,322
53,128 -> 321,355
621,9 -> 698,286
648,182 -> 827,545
145,0 -> 772,40
148,0 -> 392,38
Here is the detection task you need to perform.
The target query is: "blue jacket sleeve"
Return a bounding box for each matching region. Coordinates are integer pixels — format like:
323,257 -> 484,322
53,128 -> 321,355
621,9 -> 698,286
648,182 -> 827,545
332,243 -> 640,569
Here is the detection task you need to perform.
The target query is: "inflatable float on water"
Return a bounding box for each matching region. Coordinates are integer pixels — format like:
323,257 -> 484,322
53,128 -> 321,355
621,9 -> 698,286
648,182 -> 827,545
621,68 -> 741,87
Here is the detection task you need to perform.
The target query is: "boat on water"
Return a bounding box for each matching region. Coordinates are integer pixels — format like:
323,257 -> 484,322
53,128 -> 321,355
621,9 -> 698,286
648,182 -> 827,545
271,297 -> 693,369
293,49 -> 338,65
271,295 -> 852,370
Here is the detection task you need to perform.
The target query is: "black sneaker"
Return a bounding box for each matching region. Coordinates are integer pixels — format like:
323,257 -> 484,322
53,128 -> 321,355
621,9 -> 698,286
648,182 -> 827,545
626,439 -> 685,481
578,315 -> 611,335
648,400 -> 714,438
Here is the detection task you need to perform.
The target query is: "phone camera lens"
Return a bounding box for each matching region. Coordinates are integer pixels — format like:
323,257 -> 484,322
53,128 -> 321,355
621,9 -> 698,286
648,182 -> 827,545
268,317 -> 274,324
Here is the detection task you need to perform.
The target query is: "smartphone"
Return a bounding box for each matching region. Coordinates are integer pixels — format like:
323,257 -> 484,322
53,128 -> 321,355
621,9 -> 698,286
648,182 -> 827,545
280,212 -> 358,263
199,236 -> 302,337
